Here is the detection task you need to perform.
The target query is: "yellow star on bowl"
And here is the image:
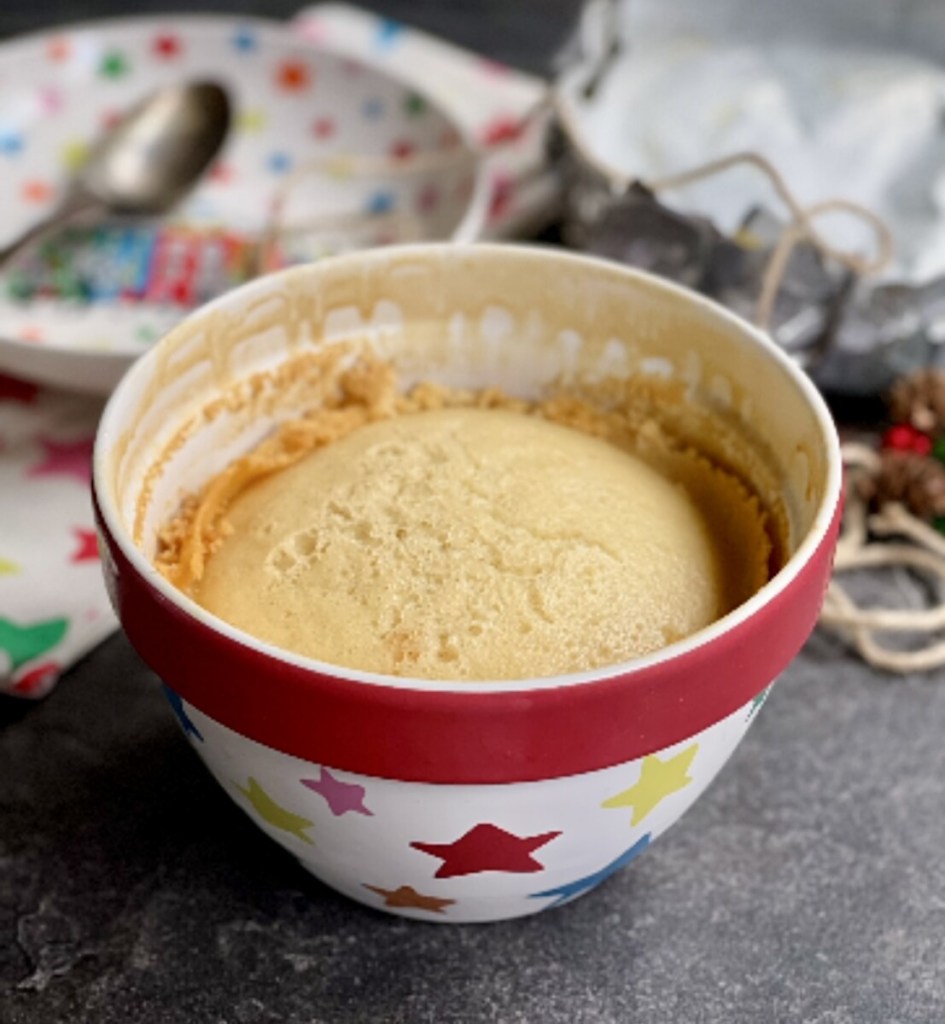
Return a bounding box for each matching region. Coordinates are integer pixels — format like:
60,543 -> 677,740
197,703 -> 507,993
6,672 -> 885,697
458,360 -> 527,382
601,744 -> 698,825
235,777 -> 314,844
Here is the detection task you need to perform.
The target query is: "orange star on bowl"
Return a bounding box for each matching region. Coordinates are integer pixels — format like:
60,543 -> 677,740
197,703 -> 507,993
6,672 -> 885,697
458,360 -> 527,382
363,884 -> 455,913
411,823 -> 561,879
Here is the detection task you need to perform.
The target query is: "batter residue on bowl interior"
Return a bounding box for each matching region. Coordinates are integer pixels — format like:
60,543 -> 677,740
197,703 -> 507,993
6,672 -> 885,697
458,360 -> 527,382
154,353 -> 786,681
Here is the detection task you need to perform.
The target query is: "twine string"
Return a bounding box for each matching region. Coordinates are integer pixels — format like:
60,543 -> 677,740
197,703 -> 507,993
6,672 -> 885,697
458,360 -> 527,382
647,152 -> 894,329
820,445 -> 945,672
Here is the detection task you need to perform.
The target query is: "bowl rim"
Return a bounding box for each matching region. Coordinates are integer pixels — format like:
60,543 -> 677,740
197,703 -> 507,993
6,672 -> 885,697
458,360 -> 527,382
94,241 -> 843,697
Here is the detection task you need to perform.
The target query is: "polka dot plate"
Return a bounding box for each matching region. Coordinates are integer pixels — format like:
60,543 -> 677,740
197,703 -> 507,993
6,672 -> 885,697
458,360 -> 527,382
0,15 -> 486,393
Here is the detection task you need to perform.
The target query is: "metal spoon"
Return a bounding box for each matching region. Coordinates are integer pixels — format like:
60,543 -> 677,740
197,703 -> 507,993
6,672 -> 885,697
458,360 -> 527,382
0,80 -> 231,267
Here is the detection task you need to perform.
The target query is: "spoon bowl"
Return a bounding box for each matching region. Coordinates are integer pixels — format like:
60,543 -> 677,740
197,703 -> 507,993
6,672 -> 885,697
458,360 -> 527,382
0,81 -> 231,267
81,81 -> 231,214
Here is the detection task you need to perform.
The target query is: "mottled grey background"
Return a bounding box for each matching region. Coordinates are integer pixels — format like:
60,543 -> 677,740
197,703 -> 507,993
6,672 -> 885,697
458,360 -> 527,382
2,2 -> 944,1022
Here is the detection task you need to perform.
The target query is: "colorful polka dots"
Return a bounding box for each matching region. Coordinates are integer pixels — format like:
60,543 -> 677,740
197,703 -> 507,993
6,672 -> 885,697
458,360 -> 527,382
276,59 -> 312,92
45,37 -> 71,62
152,34 -> 182,59
375,19 -> 404,50
0,132 -> 23,157
389,139 -> 417,161
0,15 -> 479,366
312,116 -> 336,140
231,26 -> 258,53
404,92 -> 428,118
237,108 -> 267,134
367,191 -> 395,216
60,140 -> 89,172
267,151 -> 292,175
37,87 -> 64,115
20,179 -> 53,205
98,51 -> 130,79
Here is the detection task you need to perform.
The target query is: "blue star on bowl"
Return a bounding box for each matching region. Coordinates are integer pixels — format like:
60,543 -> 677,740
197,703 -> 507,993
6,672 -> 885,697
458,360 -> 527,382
529,833 -> 651,907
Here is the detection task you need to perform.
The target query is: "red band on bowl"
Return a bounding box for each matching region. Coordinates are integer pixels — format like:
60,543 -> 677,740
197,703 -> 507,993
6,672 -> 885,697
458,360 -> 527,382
95,488 -> 841,784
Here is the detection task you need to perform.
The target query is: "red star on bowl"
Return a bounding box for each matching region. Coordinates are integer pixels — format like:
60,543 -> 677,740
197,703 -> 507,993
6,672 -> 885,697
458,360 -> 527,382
410,823 -> 561,879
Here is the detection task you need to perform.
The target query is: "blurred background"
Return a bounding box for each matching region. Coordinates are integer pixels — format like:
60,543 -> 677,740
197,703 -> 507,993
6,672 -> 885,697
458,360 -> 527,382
0,0 -> 578,71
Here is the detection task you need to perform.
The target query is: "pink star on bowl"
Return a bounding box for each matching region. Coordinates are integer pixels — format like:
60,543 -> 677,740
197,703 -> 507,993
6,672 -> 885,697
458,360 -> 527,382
301,767 -> 373,816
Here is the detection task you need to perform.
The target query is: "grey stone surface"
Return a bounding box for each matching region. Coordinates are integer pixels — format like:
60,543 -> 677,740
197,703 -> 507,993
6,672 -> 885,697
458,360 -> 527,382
2,628 -> 944,1024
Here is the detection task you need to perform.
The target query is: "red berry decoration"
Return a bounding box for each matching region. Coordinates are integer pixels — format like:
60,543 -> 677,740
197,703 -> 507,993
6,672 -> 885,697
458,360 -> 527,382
882,423 -> 932,455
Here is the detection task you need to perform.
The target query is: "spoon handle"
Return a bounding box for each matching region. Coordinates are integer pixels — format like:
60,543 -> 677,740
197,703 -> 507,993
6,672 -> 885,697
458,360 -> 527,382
0,190 -> 104,270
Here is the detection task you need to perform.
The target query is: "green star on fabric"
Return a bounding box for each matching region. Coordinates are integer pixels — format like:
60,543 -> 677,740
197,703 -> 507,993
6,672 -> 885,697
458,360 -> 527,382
0,616 -> 68,672
99,51 -> 129,79
235,777 -> 314,844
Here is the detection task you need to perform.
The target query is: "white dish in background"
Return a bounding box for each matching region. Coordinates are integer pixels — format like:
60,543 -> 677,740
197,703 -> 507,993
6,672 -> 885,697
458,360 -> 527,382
0,15 -> 487,394
556,0 -> 945,285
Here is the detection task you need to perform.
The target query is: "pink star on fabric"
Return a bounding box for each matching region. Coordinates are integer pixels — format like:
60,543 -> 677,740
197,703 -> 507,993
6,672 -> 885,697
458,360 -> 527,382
28,436 -> 94,486
301,768 -> 373,817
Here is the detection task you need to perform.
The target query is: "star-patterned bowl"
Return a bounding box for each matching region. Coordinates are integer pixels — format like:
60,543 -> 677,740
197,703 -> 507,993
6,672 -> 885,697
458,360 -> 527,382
92,243 -> 842,923
0,14 -> 488,394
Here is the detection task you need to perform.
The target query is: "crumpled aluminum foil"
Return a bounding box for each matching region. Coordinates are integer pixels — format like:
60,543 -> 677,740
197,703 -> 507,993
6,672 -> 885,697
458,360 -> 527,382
552,0 -> 945,395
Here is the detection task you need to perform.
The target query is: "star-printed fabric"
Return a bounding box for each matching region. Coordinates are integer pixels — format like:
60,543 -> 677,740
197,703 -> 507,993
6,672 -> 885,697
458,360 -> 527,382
0,377 -> 115,698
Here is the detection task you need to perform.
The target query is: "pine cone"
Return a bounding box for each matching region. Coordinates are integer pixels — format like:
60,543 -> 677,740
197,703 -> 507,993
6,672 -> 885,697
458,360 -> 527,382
887,368 -> 945,434
856,449 -> 945,520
